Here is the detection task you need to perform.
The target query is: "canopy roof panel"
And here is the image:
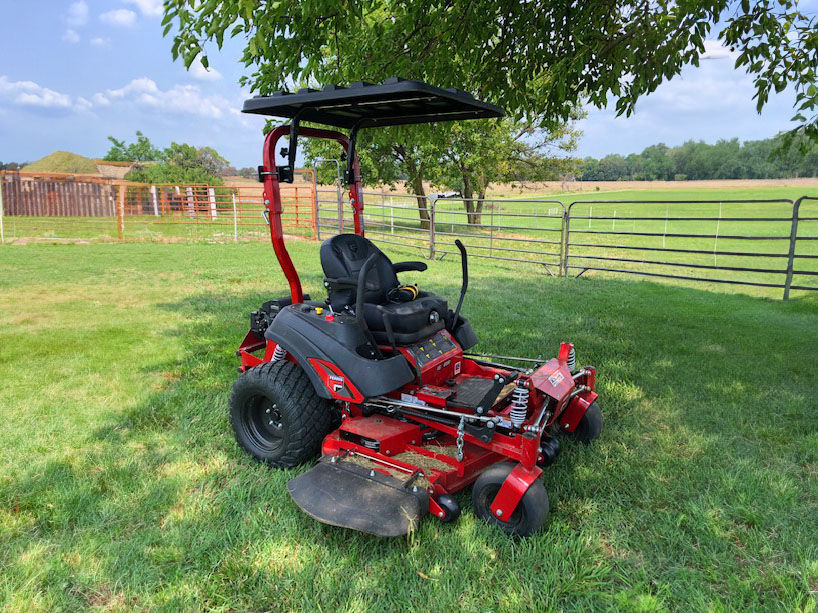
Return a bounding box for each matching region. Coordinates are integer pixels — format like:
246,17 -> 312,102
242,78 -> 504,128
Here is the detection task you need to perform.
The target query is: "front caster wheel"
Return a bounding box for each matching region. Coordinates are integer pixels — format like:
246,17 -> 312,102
435,494 -> 461,523
572,401 -> 603,444
472,463 -> 549,537
229,360 -> 333,468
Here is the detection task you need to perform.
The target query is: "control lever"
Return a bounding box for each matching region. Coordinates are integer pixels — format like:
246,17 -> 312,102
451,240 -> 468,329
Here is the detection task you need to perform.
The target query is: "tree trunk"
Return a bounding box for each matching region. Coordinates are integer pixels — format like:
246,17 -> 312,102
474,187 -> 487,226
403,154 -> 430,230
462,173 -> 476,225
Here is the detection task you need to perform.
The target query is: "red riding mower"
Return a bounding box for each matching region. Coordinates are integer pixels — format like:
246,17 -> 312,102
231,79 -> 602,537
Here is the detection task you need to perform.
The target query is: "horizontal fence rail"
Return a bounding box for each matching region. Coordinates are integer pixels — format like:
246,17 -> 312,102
314,192 -> 817,299
2,170 -> 816,299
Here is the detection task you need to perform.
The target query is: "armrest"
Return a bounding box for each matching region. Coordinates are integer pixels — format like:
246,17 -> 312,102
392,261 -> 428,274
324,276 -> 358,288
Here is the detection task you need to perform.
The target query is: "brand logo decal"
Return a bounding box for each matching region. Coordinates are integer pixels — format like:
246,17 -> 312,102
328,374 -> 345,393
548,371 -> 564,387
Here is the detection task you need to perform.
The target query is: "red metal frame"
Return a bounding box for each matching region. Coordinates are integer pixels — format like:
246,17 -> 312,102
243,123 -> 600,529
261,126 -> 363,304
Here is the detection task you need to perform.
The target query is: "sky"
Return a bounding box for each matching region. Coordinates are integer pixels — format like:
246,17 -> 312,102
0,1 -> 809,168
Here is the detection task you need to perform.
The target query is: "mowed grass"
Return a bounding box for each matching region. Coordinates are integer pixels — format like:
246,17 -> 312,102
2,240 -> 818,611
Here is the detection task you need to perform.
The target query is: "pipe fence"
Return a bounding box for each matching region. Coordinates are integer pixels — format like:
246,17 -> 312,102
314,192 -> 818,299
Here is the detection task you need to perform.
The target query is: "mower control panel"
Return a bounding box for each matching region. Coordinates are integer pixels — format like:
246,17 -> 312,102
407,331 -> 458,369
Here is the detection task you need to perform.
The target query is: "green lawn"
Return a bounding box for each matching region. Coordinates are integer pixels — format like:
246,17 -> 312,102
1,240 -> 817,611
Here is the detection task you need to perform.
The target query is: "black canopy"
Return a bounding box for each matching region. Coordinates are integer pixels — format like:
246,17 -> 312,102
242,78 -> 504,128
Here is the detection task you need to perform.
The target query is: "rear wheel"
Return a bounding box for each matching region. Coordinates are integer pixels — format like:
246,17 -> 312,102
229,360 -> 334,468
472,463 -> 549,537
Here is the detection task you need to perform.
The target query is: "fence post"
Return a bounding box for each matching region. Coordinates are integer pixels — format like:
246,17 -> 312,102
562,203 -> 573,277
489,201 -> 494,257
150,185 -> 159,216
313,186 -> 321,240
117,185 -> 124,240
783,197 -> 802,300
428,197 -> 436,260
0,174 -> 5,244
208,188 -> 217,220
232,193 -> 238,242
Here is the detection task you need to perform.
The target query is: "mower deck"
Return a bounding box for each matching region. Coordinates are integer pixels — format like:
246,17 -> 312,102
287,456 -> 429,537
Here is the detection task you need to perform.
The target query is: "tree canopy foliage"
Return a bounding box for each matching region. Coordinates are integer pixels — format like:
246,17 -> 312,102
304,118 -> 581,226
164,0 -> 818,141
579,134 -> 818,181
104,132 -> 229,185
103,131 -> 163,162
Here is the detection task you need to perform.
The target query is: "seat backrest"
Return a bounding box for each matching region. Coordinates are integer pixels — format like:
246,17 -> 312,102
320,234 -> 398,310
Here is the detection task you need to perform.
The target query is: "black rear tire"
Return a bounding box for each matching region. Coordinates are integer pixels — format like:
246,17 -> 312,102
572,401 -> 603,445
472,463 -> 549,537
229,360 -> 334,468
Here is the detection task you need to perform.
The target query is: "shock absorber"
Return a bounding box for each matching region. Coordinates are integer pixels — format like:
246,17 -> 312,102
271,344 -> 287,363
567,344 -> 576,372
509,380 -> 530,429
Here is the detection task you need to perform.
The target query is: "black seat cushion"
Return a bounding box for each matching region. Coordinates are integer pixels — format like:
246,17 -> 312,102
320,234 -> 398,310
320,234 -> 449,343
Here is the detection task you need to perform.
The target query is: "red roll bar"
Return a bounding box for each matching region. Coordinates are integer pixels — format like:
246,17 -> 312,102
261,125 -> 364,304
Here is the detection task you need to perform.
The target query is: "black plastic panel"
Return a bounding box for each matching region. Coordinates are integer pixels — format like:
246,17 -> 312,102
242,78 -> 504,128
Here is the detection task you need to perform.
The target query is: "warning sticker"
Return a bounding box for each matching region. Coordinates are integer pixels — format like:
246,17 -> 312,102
547,371 -> 564,387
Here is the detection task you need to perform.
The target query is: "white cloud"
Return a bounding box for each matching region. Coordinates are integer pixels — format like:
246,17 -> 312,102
66,1 -> 89,26
74,97 -> 93,111
100,9 -> 137,27
90,37 -> 111,48
701,40 -> 737,61
98,77 -> 231,118
190,61 -> 222,82
0,76 -> 74,110
62,29 -> 80,44
124,0 -> 163,17
575,40 -> 798,158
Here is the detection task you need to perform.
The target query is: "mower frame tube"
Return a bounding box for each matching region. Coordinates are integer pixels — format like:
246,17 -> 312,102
262,125 -> 364,305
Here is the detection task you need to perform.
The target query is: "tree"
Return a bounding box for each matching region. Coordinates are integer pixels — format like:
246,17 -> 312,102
105,134 -> 231,185
429,118 -> 581,224
164,0 -> 818,142
103,131 -> 163,162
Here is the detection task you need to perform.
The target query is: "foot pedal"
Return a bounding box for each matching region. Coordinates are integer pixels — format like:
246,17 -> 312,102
287,456 -> 429,537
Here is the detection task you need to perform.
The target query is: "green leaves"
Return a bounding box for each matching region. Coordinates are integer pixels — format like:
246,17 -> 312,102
161,0 -> 818,145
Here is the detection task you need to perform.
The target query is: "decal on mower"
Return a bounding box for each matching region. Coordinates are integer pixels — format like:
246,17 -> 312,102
547,371 -> 564,387
307,358 -> 364,403
328,375 -> 345,393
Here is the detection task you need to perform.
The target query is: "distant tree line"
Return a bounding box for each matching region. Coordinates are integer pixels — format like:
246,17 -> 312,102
104,132 -> 229,185
578,135 -> 818,181
0,161 -> 31,171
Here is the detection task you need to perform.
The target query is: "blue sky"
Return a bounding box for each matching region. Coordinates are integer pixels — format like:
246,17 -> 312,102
0,1 -> 808,168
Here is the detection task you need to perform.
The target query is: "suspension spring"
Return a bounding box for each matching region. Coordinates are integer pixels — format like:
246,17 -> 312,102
509,380 -> 530,429
567,345 -> 576,372
271,344 -> 287,363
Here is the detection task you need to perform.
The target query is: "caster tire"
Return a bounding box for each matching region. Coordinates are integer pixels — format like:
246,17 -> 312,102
472,463 -> 549,537
572,401 -> 603,445
229,360 -> 334,468
435,494 -> 461,523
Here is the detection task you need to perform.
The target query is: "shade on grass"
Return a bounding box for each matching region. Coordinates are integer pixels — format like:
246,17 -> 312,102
0,241 -> 816,611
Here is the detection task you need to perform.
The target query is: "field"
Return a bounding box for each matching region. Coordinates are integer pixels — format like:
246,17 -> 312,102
1,239 -> 817,611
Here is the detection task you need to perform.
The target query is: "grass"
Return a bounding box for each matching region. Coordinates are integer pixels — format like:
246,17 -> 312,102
1,239 -> 818,611
22,151 -> 100,174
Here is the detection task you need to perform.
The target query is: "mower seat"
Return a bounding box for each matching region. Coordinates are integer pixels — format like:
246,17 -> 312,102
320,234 -> 448,344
